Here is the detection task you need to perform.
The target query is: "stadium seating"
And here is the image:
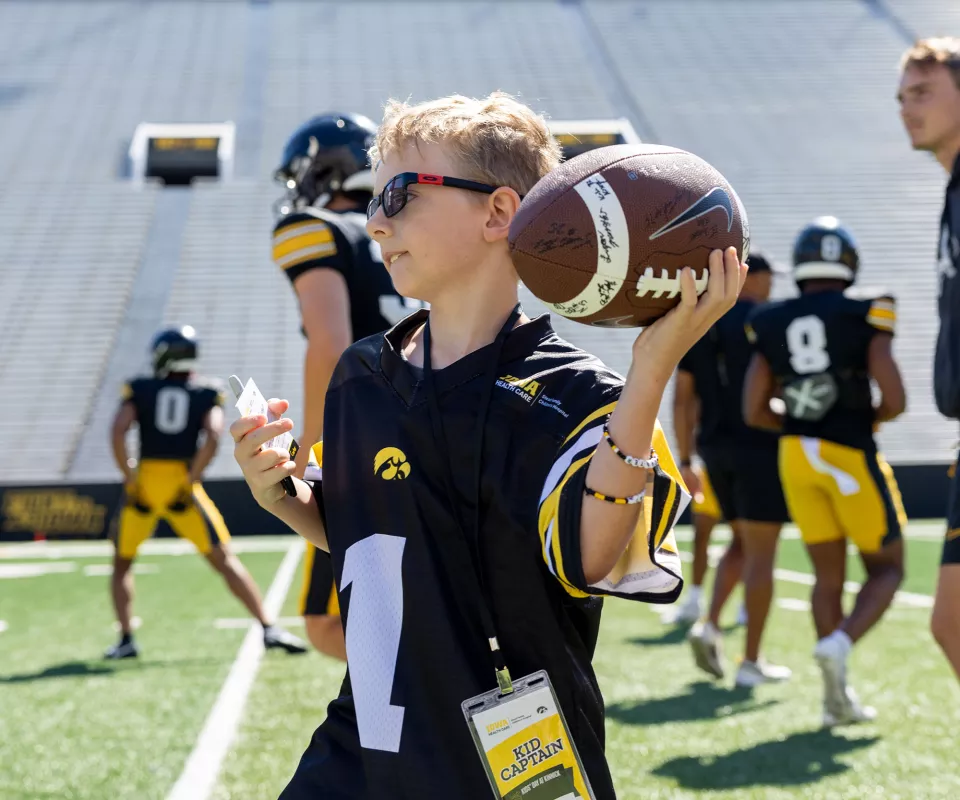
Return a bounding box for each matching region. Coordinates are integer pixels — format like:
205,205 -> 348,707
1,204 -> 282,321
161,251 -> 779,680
0,0 -> 956,486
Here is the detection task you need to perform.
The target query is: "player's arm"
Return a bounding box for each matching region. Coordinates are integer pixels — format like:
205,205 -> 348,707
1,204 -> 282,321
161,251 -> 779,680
537,249 -> 741,593
868,333 -> 906,422
743,352 -> 783,431
294,269 -> 352,476
672,367 -> 701,496
865,296 -> 905,423
575,250 -> 742,585
273,213 -> 353,476
188,405 -> 223,484
111,400 -> 137,483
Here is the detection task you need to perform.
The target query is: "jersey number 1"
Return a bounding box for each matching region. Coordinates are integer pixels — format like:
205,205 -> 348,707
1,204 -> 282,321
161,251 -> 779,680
786,315 -> 830,374
341,534 -> 406,753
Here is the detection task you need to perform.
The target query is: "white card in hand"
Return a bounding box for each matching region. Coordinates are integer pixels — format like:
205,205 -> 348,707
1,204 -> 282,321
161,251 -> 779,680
234,378 -> 294,453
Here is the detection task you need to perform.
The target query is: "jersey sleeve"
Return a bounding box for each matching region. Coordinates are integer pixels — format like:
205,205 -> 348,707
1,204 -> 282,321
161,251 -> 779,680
536,399 -> 687,604
865,295 -> 896,335
272,211 -> 349,284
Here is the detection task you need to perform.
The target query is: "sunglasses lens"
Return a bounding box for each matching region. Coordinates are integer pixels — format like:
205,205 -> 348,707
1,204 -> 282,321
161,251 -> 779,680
384,184 -> 407,217
366,197 -> 380,219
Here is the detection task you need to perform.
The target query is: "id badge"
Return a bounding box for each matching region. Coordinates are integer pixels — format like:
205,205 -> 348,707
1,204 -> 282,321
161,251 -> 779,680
462,671 -> 596,800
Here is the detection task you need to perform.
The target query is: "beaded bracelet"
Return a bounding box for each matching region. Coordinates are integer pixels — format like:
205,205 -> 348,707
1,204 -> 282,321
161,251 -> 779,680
584,486 -> 646,505
603,423 -> 659,469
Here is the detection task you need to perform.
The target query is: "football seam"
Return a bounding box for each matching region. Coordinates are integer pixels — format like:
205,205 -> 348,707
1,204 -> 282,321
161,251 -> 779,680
510,148 -> 686,250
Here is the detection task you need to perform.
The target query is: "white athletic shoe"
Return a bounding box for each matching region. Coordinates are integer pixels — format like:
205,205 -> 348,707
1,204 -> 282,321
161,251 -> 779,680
661,595 -> 702,625
734,659 -> 792,688
814,632 -> 852,722
688,621 -> 725,679
822,686 -> 877,727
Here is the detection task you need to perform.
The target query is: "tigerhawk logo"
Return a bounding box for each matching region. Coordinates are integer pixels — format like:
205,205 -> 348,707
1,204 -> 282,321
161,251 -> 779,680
374,447 -> 411,481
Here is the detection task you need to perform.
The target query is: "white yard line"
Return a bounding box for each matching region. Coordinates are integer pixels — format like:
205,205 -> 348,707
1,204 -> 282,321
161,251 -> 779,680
166,538 -> 304,800
0,537 -> 295,560
773,568 -> 933,609
675,550 -> 933,608
213,616 -> 303,630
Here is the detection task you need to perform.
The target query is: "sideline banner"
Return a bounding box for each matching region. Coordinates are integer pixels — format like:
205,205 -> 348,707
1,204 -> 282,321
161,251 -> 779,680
0,479 -> 289,542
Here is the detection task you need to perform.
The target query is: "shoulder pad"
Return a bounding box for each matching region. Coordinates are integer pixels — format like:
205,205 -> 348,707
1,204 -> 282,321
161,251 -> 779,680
272,210 -> 339,272
191,376 -> 227,404
122,376 -> 150,401
844,285 -> 894,303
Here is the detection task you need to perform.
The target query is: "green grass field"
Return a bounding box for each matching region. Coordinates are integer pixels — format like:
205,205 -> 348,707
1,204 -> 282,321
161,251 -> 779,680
1,525 -> 957,799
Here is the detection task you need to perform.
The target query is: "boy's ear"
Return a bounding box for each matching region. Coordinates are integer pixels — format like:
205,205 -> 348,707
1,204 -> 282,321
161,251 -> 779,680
483,187 -> 522,243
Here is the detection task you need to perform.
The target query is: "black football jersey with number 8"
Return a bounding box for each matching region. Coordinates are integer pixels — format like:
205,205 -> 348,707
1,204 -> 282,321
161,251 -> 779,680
746,289 -> 896,451
122,376 -> 223,461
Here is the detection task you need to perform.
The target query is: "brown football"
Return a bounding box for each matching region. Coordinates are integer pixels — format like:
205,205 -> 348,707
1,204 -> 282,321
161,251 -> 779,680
508,144 -> 749,328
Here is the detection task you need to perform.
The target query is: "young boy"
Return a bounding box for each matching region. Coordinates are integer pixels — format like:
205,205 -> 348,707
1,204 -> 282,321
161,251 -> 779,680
232,93 -> 745,799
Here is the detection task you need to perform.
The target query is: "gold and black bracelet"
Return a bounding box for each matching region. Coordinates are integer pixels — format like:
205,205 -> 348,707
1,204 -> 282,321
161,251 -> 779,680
584,486 -> 646,505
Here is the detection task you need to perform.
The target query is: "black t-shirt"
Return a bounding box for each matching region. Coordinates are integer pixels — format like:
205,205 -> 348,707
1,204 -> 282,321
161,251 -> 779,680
935,153 -> 960,418
121,376 -> 223,460
284,312 -> 688,800
273,206 -> 423,340
677,298 -> 778,450
747,289 -> 895,451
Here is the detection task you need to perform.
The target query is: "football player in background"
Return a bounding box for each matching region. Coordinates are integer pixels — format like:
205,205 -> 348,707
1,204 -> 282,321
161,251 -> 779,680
273,113 -> 422,660
744,219 -> 906,724
105,326 -> 306,659
682,253 -> 792,687
898,37 -> 960,681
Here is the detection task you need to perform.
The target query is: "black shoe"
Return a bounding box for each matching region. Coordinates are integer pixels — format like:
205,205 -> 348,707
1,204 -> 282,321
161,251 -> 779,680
263,625 -> 308,654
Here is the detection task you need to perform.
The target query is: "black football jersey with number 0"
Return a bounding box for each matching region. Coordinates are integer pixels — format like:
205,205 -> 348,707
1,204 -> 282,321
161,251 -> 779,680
272,206 -> 422,338
122,376 -> 224,460
281,312 -> 688,800
746,289 -> 896,451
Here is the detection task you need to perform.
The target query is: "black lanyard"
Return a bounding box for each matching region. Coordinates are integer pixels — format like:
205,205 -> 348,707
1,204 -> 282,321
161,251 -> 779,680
421,305 -> 521,695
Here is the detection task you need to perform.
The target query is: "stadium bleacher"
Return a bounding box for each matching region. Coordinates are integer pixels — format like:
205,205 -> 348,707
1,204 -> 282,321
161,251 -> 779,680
0,0 -> 956,486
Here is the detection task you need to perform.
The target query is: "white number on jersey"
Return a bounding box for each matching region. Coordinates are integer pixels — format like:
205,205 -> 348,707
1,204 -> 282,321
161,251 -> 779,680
341,533 -> 406,752
820,234 -> 843,262
786,315 -> 831,374
154,386 -> 190,435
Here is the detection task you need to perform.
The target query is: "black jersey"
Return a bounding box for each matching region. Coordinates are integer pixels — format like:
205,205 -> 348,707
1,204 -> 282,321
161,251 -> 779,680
934,153 -> 960,418
283,312 -> 686,800
678,298 -> 779,449
272,206 -> 422,340
121,376 -> 223,461
747,289 -> 896,451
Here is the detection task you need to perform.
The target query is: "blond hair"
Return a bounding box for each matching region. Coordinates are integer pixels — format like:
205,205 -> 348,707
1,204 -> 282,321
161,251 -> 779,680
901,37 -> 960,89
368,92 -> 561,196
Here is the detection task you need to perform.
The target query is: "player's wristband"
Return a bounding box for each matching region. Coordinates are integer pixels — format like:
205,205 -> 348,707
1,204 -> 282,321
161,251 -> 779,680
584,486 -> 645,505
603,423 -> 659,469
679,458 -> 692,468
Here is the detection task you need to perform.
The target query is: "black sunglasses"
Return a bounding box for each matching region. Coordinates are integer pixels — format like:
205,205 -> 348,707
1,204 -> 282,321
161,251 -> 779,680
367,172 -> 508,219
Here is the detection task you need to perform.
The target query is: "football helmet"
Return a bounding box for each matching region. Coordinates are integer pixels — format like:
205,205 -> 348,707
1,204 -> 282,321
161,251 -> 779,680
792,216 -> 860,284
274,112 -> 377,214
152,325 -> 197,377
